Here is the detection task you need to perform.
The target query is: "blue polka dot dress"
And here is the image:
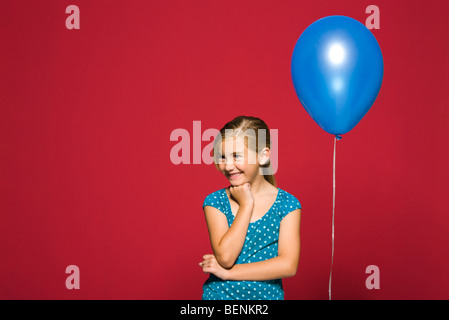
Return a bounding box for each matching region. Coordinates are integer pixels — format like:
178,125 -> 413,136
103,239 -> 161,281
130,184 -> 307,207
201,187 -> 302,300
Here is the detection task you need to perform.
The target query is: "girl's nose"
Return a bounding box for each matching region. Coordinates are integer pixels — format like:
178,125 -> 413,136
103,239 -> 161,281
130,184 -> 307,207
225,159 -> 235,171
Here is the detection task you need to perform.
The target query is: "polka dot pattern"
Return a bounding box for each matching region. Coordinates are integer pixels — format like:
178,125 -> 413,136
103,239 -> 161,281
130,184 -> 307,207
201,187 -> 302,300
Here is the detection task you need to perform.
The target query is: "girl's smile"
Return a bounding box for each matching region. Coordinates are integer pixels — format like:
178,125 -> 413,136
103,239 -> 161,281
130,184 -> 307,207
228,172 -> 243,179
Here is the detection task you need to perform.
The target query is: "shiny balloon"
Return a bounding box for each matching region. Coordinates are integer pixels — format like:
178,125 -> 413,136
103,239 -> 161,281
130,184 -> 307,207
291,15 -> 383,138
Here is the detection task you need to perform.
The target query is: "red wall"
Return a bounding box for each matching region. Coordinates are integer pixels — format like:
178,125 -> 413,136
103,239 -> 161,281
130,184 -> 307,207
1,0 -> 448,299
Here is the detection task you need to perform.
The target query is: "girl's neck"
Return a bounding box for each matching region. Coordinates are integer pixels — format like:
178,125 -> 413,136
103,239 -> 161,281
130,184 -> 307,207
247,175 -> 276,197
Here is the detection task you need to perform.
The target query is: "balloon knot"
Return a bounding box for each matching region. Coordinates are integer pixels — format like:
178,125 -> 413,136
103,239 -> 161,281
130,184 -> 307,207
335,134 -> 342,140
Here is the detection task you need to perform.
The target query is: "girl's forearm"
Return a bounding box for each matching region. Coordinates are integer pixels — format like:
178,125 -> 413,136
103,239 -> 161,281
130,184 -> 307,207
225,255 -> 297,281
215,204 -> 254,268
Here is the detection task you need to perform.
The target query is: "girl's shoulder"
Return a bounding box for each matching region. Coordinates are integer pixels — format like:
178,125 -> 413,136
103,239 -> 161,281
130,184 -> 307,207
278,188 -> 301,202
277,188 -> 302,219
202,188 -> 227,210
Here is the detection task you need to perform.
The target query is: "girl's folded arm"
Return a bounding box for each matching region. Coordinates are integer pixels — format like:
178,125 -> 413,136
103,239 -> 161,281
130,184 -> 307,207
204,203 -> 254,269
224,208 -> 301,281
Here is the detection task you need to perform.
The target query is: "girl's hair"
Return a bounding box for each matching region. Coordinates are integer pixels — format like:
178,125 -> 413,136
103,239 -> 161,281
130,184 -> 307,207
212,115 -> 277,187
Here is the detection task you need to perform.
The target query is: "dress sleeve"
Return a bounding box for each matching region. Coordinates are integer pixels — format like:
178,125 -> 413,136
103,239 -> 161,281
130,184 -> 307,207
280,193 -> 302,221
202,192 -> 222,211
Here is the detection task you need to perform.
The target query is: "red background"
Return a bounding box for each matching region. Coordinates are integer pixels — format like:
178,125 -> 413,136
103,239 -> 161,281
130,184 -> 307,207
1,0 -> 448,299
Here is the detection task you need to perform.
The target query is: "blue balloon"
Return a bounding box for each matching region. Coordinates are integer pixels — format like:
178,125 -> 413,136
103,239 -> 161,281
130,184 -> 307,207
291,15 -> 383,139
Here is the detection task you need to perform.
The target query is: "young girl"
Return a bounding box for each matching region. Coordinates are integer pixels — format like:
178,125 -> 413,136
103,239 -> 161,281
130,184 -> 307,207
199,115 -> 302,300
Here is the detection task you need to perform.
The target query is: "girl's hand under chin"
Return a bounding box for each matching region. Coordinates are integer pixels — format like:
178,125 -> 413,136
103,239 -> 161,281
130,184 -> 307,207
229,182 -> 254,207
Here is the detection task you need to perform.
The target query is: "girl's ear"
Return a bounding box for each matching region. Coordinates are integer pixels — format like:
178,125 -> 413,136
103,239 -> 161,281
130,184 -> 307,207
258,147 -> 270,166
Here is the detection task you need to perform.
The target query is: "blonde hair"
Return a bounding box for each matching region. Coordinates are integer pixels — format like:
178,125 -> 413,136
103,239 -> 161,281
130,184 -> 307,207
212,115 -> 277,187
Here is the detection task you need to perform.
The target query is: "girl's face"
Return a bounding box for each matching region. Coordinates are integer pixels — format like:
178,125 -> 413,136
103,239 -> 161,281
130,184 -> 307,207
217,136 -> 261,186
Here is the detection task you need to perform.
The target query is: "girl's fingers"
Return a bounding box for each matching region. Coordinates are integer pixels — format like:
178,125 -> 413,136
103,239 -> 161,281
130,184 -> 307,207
199,254 -> 216,273
202,267 -> 211,273
199,260 -> 210,267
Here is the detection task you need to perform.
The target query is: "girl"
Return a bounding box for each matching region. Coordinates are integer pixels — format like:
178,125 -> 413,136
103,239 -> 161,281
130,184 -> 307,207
199,115 -> 302,300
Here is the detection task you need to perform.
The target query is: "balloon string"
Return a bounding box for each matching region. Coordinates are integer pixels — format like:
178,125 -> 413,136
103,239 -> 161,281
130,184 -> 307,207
329,135 -> 338,300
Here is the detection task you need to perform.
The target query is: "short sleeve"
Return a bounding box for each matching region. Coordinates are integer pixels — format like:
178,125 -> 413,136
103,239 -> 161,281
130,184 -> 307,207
202,191 -> 223,212
280,192 -> 302,220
